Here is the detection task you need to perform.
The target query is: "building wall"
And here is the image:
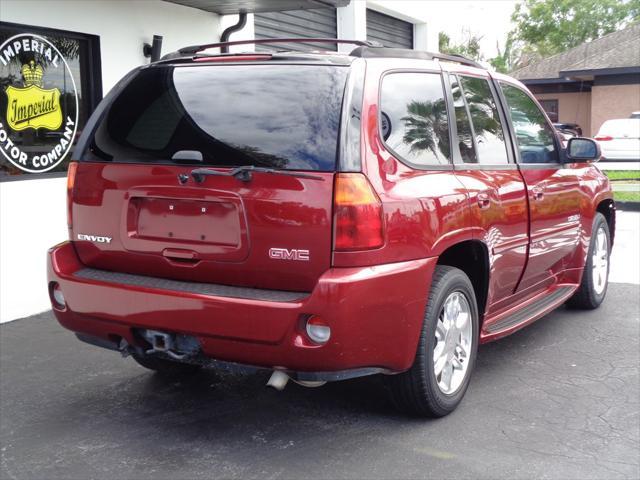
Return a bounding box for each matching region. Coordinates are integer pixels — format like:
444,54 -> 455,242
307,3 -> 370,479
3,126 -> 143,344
535,92 -> 592,136
0,1 -> 220,322
2,0 -> 220,92
591,83 -> 640,135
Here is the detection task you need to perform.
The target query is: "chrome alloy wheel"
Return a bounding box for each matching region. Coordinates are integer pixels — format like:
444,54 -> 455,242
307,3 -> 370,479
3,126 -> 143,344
433,291 -> 473,395
592,226 -> 609,295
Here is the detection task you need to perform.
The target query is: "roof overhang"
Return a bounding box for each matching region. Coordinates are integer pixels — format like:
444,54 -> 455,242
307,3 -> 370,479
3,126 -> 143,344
518,77 -> 581,85
163,0 -> 350,15
559,66 -> 640,81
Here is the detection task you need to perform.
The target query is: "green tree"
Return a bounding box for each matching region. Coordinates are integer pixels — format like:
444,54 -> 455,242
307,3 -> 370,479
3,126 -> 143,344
512,0 -> 640,57
489,33 -> 517,73
439,30 -> 483,61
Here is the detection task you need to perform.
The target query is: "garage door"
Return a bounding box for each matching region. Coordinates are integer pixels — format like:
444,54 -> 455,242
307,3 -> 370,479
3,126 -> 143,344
366,10 -> 414,49
254,9 -> 338,52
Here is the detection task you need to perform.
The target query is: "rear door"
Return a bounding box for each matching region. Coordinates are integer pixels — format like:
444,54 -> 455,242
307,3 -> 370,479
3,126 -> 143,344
497,80 -> 582,292
446,71 -> 529,313
72,63 -> 350,292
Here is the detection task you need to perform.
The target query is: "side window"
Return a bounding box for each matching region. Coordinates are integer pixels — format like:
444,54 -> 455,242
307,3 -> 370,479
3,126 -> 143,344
500,83 -> 559,164
380,72 -> 451,166
449,75 -> 477,163
458,76 -> 510,164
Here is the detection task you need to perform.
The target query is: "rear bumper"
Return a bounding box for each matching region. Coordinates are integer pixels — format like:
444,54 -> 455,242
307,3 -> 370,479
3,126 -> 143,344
48,242 -> 435,374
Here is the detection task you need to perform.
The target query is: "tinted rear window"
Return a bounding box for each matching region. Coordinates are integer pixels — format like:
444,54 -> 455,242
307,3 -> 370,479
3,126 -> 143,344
83,64 -> 349,171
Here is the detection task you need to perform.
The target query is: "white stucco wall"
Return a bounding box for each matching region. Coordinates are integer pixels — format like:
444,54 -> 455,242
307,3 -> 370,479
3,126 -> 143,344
1,0 -> 220,92
0,178 -> 67,322
0,0 -> 221,322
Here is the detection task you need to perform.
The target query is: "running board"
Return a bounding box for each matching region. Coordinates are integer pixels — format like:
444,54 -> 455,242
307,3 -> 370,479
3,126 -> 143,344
484,286 -> 574,335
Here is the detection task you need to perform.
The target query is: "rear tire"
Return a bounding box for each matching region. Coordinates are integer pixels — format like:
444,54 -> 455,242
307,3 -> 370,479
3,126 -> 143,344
386,266 -> 479,417
566,213 -> 610,310
132,354 -> 201,376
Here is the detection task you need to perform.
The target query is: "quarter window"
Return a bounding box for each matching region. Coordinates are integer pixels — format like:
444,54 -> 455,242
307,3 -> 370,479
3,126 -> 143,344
380,72 -> 450,166
500,83 -> 559,164
458,76 -> 509,165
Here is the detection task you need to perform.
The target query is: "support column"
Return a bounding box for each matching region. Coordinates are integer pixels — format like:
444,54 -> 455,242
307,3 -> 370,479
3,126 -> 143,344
415,22 -> 437,52
336,2 -> 367,53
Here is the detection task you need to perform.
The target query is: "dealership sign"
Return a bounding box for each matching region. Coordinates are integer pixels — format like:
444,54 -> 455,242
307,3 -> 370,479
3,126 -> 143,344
0,33 -> 78,172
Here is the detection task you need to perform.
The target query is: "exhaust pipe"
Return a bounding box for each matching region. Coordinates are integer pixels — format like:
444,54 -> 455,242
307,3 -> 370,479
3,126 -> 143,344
266,371 -> 327,390
267,370 -> 289,391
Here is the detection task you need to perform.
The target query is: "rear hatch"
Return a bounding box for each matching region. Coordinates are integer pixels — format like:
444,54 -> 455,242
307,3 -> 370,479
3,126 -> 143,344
71,62 -> 350,292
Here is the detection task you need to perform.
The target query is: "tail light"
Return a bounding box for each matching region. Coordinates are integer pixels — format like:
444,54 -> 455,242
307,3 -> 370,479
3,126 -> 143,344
333,173 -> 384,251
194,54 -> 272,62
66,161 -> 78,230
594,135 -> 613,141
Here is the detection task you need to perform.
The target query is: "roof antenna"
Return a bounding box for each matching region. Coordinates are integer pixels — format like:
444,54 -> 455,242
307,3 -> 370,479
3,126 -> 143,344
220,11 -> 248,54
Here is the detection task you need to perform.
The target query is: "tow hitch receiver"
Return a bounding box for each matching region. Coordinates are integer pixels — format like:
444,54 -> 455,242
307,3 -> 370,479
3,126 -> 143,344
138,329 -> 200,360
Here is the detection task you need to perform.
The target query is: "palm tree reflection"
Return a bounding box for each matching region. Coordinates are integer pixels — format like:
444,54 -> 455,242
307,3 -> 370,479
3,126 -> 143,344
400,98 -> 450,160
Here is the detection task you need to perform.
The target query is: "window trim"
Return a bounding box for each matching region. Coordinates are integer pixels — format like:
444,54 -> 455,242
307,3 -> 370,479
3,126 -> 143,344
377,68 -> 454,172
338,58 -> 365,172
495,79 -> 563,167
0,21 -> 103,182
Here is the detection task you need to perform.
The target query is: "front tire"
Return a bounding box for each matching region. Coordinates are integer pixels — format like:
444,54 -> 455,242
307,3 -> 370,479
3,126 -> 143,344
566,213 -> 610,310
387,265 -> 479,417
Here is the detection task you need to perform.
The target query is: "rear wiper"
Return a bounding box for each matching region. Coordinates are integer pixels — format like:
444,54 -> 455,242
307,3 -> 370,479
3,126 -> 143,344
190,166 -> 323,183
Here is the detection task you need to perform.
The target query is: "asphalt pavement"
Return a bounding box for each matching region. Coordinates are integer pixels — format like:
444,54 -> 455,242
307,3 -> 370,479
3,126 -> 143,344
1,214 -> 639,480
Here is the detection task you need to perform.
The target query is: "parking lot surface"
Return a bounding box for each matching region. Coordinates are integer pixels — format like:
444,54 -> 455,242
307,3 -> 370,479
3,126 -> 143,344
1,279 -> 639,480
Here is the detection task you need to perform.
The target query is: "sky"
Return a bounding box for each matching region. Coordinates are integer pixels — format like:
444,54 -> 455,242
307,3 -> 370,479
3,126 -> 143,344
427,0 -> 521,58
371,0 -> 522,58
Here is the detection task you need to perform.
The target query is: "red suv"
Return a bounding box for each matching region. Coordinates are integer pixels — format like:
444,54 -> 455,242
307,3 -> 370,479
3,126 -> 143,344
47,39 -> 614,417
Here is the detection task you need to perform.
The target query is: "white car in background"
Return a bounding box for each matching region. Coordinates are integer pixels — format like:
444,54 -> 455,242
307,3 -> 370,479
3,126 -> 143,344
594,118 -> 640,161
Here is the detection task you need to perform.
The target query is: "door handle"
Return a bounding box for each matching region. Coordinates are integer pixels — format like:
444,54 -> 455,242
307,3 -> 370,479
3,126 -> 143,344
477,192 -> 491,209
532,187 -> 544,201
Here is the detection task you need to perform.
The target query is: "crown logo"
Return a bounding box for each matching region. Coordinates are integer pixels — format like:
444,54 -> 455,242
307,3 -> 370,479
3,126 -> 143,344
21,60 -> 44,88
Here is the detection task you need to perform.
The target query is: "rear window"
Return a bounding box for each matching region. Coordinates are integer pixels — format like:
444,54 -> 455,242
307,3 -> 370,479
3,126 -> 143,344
82,64 -> 349,171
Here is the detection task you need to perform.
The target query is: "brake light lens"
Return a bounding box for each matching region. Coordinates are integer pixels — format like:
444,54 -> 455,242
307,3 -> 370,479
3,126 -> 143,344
67,162 -> 78,229
194,55 -> 272,62
594,135 -> 613,141
333,173 -> 384,251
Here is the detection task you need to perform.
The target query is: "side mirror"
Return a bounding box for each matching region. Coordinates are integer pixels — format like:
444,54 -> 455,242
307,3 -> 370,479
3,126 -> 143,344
566,137 -> 600,163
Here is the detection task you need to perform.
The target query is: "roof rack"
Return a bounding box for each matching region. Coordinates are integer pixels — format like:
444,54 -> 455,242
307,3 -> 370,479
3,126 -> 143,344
164,37 -> 484,70
177,38 -> 383,56
349,46 -> 484,69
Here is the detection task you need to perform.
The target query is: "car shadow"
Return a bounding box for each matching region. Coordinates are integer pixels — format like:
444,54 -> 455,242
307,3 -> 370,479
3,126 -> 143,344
23,305 -> 578,459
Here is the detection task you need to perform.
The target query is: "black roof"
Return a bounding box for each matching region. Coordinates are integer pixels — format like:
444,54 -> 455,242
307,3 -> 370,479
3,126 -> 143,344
512,22 -> 640,80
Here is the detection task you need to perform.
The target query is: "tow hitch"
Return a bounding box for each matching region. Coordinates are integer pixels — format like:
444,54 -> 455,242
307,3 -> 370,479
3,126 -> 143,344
138,329 -> 201,360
